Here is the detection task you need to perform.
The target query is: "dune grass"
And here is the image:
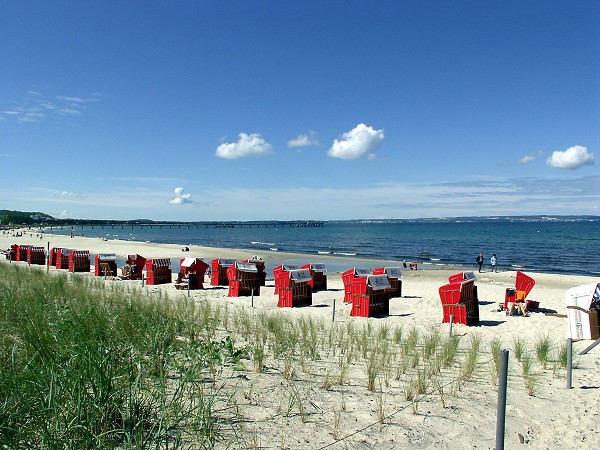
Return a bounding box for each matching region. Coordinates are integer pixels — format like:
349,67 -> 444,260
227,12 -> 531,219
1,262 -> 571,448
0,263 -> 246,449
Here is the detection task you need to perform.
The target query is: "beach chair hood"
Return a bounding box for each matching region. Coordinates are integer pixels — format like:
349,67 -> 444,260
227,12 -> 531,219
237,262 -> 258,273
127,254 -> 147,266
289,269 -> 312,283
367,275 -> 392,291
515,271 -> 535,296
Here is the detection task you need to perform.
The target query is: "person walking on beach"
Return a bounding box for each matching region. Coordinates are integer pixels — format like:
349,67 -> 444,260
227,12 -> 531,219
476,252 -> 484,272
490,254 -> 497,272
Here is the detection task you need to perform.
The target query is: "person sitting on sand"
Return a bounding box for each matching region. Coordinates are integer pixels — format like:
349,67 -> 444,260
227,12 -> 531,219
507,290 -> 529,316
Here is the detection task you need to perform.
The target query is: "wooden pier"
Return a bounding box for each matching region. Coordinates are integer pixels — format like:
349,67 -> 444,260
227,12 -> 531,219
47,220 -> 325,231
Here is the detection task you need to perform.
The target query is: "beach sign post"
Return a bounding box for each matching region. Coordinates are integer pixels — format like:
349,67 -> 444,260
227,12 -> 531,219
332,298 -> 336,322
567,338 -> 573,389
495,348 -> 509,450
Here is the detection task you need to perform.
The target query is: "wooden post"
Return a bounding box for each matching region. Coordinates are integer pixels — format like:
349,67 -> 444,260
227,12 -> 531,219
495,349 -> 509,450
567,338 -> 573,389
332,298 -> 336,322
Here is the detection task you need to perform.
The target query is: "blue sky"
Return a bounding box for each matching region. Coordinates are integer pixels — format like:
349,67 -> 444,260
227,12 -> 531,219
1,1 -> 598,221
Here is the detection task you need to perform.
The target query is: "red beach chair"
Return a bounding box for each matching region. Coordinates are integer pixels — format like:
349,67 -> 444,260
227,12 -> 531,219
123,254 -> 147,280
439,276 -> 480,325
227,261 -> 261,297
94,253 -> 117,276
276,268 -> 312,307
342,268 -> 371,302
176,257 -> 209,289
243,256 -> 266,286
302,263 -> 328,292
349,274 -> 391,317
272,264 -> 299,295
55,249 -> 72,270
26,246 -> 46,265
373,266 -> 403,298
49,247 -> 65,267
503,271 -> 536,312
145,258 -> 172,285
211,258 -> 236,286
68,250 -> 90,273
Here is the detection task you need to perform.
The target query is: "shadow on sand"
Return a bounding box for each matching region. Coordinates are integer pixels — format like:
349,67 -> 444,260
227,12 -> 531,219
473,320 -> 504,327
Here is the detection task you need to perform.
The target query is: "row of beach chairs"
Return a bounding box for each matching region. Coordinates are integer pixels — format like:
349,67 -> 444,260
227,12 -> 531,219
6,244 -> 598,336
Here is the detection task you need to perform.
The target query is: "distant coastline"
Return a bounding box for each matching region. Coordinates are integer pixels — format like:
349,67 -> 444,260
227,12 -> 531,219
3,208 -> 599,228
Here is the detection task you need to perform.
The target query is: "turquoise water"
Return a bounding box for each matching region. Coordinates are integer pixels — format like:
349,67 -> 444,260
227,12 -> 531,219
49,218 -> 600,276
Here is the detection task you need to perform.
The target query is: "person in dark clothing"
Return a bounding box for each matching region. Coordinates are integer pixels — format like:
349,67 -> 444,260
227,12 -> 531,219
476,252 -> 484,272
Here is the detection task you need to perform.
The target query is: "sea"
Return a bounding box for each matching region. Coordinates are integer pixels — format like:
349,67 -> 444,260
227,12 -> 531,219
46,217 -> 600,277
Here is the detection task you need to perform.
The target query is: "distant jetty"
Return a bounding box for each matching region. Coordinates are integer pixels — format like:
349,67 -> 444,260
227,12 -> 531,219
46,220 -> 325,230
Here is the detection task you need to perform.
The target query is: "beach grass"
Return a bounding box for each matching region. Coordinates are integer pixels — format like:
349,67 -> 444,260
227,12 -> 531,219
489,337 -> 503,385
0,260 -> 577,448
0,263 -> 246,448
534,334 -> 552,370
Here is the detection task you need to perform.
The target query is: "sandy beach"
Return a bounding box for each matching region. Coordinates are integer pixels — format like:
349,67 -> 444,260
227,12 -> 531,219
3,230 -> 600,449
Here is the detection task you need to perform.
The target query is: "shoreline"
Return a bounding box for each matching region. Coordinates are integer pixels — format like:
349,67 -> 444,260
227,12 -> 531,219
4,228 -> 444,275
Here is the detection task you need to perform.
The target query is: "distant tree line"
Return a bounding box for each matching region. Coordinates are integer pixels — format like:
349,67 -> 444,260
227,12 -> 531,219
0,210 -> 153,227
0,210 -> 56,226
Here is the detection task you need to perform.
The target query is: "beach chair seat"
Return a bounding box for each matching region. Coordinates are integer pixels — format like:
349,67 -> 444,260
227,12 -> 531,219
99,262 -> 113,277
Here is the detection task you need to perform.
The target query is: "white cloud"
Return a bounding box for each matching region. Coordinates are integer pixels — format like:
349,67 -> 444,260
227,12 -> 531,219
169,187 -> 193,205
56,96 -> 85,103
19,112 -> 46,123
327,123 -> 384,160
288,131 -> 319,148
215,133 -> 273,159
57,108 -> 82,116
518,150 -> 543,165
0,90 -> 99,123
546,145 -> 594,170
56,190 -> 86,199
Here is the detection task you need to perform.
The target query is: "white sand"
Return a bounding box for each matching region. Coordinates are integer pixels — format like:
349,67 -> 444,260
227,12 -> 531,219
3,230 -> 600,449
